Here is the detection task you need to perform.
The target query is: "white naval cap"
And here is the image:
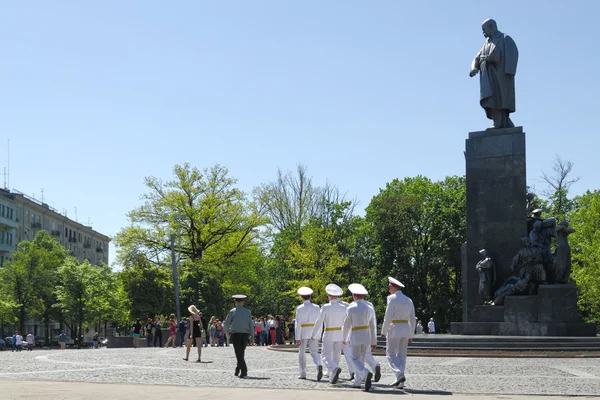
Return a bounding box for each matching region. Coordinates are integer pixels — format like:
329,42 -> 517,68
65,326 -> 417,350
388,276 -> 405,288
232,294 -> 247,299
531,209 -> 542,214
325,284 -> 343,296
348,283 -> 368,295
297,287 -> 314,296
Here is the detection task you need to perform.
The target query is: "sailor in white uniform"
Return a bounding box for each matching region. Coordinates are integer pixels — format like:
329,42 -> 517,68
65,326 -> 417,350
381,276 -> 415,389
311,284 -> 347,384
342,283 -> 376,392
295,286 -> 322,380
364,299 -> 382,382
339,299 -> 356,381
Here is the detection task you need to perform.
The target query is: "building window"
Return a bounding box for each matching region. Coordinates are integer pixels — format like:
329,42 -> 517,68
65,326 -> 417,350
26,211 -> 29,222
65,227 -> 68,236
25,229 -> 29,240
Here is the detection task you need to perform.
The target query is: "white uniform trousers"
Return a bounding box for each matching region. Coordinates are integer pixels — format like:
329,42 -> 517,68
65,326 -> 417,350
365,345 -> 380,371
299,338 -> 321,377
321,341 -> 342,381
386,336 -> 409,380
343,343 -> 355,373
350,344 -> 370,387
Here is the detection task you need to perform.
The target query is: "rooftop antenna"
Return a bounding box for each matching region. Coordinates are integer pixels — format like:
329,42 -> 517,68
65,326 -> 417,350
7,139 -> 10,190
3,167 -> 6,189
41,188 -> 44,203
75,207 -> 78,222
87,217 -> 93,226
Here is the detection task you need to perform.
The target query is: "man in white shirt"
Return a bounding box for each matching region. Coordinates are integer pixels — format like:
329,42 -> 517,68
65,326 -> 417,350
26,333 -> 35,351
342,283 -> 376,392
15,332 -> 23,352
295,286 -> 322,380
428,318 -> 435,334
311,284 -> 346,384
381,276 -> 416,389
363,299 -> 382,382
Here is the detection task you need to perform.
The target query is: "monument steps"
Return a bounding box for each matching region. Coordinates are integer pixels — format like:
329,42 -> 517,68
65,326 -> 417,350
405,335 -> 600,351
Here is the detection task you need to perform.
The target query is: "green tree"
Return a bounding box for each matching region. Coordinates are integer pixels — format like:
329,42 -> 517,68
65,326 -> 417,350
55,259 -> 103,347
568,190 -> 600,324
118,253 -> 173,318
0,231 -> 67,333
365,175 -> 466,329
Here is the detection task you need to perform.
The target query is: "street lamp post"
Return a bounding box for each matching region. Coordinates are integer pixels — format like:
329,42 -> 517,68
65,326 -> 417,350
171,234 -> 181,322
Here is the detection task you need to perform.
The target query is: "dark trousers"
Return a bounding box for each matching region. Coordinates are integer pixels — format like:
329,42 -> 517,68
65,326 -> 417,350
179,331 -> 185,346
153,331 -> 162,347
230,333 -> 248,374
146,334 -> 153,347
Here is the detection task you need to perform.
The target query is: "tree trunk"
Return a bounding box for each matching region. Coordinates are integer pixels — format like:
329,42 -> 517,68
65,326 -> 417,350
19,307 -> 25,333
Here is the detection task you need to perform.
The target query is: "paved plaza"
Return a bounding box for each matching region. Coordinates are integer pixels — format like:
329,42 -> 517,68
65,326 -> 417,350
1,345 -> 599,398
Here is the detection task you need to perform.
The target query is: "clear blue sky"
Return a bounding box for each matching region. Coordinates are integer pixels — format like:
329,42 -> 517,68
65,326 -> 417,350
2,1 -> 599,267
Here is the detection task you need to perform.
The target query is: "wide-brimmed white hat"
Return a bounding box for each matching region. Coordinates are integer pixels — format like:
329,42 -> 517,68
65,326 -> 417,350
388,276 -> 405,288
297,287 -> 314,296
325,284 -> 343,296
348,283 -> 368,295
188,305 -> 200,314
232,294 -> 247,299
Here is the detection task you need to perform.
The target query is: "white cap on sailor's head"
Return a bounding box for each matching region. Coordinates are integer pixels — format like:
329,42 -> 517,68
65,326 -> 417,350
325,284 -> 343,296
388,276 -> 405,288
531,209 -> 542,215
348,283 -> 368,295
297,287 -> 314,296
232,294 -> 247,300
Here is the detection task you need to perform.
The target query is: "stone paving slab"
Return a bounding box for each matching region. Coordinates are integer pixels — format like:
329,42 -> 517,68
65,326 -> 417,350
1,346 -> 600,396
1,381 -> 592,400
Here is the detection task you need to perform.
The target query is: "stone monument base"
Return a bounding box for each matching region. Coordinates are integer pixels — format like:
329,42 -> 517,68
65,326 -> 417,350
451,284 -> 597,336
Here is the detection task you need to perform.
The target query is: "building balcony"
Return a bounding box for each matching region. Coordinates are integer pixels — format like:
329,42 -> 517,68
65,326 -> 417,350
83,242 -> 91,249
96,247 -> 103,253
51,230 -> 61,237
0,216 -> 17,231
31,222 -> 41,229
68,237 -> 77,243
0,242 -> 15,253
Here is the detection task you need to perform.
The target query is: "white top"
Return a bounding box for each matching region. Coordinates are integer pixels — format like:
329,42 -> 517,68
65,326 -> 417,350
295,300 -> 321,340
428,321 -> 436,333
381,291 -> 415,339
15,335 -> 23,345
26,334 -> 35,345
342,299 -> 377,346
311,299 -> 347,342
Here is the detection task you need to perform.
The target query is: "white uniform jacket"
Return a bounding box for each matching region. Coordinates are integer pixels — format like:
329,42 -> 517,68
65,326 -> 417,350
295,301 -> 321,340
342,300 -> 377,346
311,299 -> 347,342
381,291 -> 415,339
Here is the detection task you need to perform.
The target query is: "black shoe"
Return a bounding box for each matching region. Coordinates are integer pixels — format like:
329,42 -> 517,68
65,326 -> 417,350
235,367 -> 240,376
317,365 -> 323,382
182,358 -> 188,361
331,368 -> 341,384
349,372 -> 355,381
196,359 -> 202,363
374,365 -> 381,382
239,372 -> 247,379
391,376 -> 406,387
365,372 -> 373,392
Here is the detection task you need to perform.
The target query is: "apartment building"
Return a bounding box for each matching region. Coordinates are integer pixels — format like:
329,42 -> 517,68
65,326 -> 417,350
0,188 -> 110,265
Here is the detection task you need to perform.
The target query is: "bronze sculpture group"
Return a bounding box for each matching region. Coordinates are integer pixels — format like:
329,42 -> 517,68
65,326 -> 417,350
477,206 -> 576,306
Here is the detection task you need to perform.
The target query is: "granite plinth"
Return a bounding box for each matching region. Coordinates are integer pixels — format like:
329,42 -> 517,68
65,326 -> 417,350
453,321 -> 597,336
463,127 -> 527,322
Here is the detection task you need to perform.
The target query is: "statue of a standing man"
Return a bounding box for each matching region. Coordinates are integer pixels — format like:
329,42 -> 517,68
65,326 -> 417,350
476,249 -> 496,304
469,19 -> 519,130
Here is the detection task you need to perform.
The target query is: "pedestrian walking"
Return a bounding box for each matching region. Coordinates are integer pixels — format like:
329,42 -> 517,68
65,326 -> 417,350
11,332 -> 17,352
295,286 -> 322,380
153,316 -> 163,347
428,318 -> 436,334
288,317 -> 295,344
92,332 -> 99,349
260,318 -> 268,346
223,294 -> 254,378
132,319 -> 142,348
177,318 -> 186,347
415,320 -> 424,334
311,284 -> 346,384
145,318 -> 154,347
342,283 -> 376,392
363,299 -> 382,382
26,332 -> 35,351
267,315 -> 276,345
183,305 -> 203,362
15,332 -> 23,352
165,314 -> 178,348
381,276 -> 416,389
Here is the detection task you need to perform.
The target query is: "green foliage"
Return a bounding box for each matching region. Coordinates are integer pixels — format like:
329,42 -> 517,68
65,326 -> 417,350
365,175 -> 466,330
118,253 -> 173,318
569,190 -> 600,324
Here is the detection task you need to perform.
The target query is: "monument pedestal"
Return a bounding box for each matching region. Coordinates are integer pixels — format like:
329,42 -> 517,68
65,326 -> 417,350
463,127 -> 527,322
452,284 -> 597,336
